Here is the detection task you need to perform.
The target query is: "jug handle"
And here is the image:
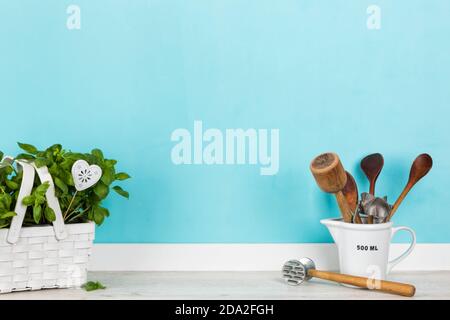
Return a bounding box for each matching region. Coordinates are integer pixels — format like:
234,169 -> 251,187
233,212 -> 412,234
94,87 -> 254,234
387,226 -> 416,274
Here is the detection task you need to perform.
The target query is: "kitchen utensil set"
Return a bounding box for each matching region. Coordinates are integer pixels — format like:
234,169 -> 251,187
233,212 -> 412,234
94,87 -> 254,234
282,258 -> 416,297
310,152 -> 433,223
296,152 -> 430,297
284,152 -> 430,297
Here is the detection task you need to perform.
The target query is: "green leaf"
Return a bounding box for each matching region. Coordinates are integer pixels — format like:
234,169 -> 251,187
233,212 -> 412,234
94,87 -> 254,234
104,159 -> 117,168
112,186 -> 129,199
0,160 -> 11,170
88,207 -> 94,220
64,152 -> 85,161
15,153 -> 35,160
93,206 -> 106,225
17,142 -> 38,155
0,151 -> 4,160
22,195 -> 35,206
60,159 -> 73,170
33,204 -> 42,224
5,180 -> 19,190
115,172 -> 131,181
34,157 -> 50,168
101,168 -> 115,185
93,182 -> 109,199
91,149 -> 104,161
98,206 -> 109,217
0,194 -> 12,209
44,149 -> 54,160
35,181 -> 50,196
54,177 -> 68,194
44,206 -> 56,222
4,165 -> 14,175
12,170 -> 23,182
34,194 -> 45,205
0,211 -> 16,219
48,144 -> 62,153
48,163 -> 62,176
82,281 -> 106,292
53,168 -> 73,186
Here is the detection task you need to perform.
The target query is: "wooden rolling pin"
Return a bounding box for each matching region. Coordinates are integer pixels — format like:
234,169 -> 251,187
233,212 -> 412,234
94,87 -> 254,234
310,152 -> 353,222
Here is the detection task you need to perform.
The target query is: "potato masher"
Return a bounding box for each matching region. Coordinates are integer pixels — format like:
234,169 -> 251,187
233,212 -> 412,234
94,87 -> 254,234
282,258 -> 415,297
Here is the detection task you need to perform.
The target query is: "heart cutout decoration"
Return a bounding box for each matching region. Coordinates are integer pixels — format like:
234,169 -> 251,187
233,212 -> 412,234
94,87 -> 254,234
72,160 -> 102,191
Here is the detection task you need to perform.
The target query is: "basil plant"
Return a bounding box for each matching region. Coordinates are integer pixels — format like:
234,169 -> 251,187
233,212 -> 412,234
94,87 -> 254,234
0,143 -> 130,229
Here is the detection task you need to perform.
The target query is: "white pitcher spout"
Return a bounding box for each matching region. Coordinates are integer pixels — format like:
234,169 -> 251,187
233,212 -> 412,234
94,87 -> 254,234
320,218 -> 341,244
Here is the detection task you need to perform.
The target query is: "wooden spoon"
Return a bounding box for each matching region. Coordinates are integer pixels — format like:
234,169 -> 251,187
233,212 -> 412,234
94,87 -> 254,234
361,153 -> 384,224
386,153 -> 433,221
342,171 -> 362,223
361,153 -> 384,195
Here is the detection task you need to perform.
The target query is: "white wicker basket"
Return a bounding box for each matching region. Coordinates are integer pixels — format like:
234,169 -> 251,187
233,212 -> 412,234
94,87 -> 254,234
0,157 -> 95,293
0,222 -> 94,293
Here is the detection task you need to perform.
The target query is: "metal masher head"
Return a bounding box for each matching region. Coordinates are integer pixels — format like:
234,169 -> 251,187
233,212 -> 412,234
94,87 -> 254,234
282,257 -> 316,285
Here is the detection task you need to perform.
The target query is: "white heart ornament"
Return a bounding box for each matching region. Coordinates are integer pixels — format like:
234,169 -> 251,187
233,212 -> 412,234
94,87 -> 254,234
72,160 -> 102,191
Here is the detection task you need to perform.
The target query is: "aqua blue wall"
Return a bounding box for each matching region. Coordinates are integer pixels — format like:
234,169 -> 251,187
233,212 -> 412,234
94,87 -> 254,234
1,1 -> 449,243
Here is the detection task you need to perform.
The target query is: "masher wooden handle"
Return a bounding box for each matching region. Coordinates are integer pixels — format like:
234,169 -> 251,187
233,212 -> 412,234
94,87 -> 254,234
308,269 -> 416,297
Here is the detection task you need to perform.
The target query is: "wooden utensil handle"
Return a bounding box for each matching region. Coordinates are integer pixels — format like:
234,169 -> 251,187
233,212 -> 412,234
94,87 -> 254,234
335,191 -> 353,223
308,269 -> 416,297
369,183 -> 375,195
386,182 -> 412,221
354,212 -> 363,224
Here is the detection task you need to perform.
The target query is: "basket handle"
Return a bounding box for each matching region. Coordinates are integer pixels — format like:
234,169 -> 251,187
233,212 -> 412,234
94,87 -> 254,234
31,161 -> 68,240
6,157 -> 67,244
5,158 -> 35,243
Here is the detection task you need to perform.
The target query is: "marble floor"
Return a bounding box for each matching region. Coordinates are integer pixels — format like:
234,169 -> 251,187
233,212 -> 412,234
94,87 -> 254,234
0,271 -> 449,300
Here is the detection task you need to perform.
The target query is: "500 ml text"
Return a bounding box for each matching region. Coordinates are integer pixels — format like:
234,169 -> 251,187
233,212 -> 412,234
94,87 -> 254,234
357,245 -> 378,251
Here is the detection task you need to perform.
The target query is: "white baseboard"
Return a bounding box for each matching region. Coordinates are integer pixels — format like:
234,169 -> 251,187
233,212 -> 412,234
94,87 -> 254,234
89,244 -> 450,271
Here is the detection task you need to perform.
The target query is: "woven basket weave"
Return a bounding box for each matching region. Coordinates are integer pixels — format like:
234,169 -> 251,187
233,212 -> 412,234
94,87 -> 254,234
0,222 -> 94,293
0,156 -> 95,293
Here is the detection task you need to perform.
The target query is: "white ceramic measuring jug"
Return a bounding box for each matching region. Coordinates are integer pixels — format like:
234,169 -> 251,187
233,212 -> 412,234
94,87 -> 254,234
321,218 -> 416,280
